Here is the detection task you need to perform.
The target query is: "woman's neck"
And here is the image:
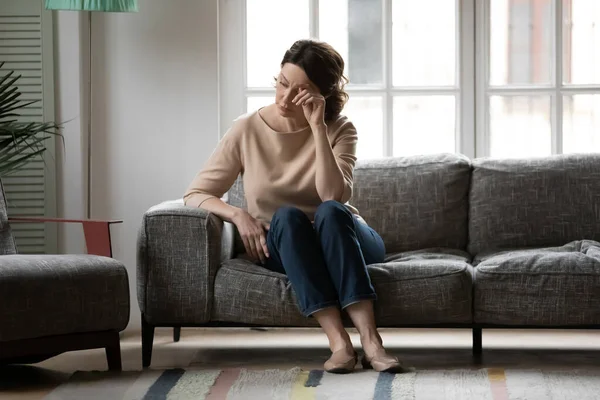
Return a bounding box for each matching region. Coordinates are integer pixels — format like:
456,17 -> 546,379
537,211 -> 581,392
264,104 -> 309,132
281,117 -> 309,132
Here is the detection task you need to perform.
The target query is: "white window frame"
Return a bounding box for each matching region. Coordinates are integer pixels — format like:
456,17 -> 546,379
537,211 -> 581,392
219,0 -> 476,158
219,0 -> 599,159
475,0 -> 600,157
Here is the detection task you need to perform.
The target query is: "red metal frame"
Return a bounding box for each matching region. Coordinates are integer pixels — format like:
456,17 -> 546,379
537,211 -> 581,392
7,217 -> 123,257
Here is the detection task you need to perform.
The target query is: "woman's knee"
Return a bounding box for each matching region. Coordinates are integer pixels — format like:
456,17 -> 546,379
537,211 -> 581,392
271,205 -> 311,227
314,200 -> 351,224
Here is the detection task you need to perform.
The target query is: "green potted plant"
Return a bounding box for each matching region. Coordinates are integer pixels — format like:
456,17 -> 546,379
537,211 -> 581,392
0,61 -> 62,177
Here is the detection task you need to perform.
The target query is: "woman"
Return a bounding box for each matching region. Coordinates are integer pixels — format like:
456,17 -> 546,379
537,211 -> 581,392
184,40 -> 405,374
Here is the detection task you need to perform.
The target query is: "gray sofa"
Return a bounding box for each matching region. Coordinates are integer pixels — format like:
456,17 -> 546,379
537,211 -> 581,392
137,153 -> 600,367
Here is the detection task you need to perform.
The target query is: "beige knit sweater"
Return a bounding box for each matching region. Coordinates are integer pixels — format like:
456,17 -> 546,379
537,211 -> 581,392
184,109 -> 360,223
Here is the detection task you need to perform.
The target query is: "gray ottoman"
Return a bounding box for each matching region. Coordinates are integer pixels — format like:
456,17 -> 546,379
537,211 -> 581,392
0,254 -> 130,370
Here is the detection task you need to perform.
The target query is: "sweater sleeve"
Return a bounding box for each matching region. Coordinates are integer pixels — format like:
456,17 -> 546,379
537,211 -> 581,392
183,124 -> 243,208
331,119 -> 358,203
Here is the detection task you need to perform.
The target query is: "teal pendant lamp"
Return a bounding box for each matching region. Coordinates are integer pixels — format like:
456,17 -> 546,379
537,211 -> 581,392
45,0 -> 138,12
45,0 -> 138,219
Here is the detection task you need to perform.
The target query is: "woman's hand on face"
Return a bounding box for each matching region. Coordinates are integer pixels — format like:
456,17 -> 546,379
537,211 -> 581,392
231,209 -> 270,264
292,85 -> 326,129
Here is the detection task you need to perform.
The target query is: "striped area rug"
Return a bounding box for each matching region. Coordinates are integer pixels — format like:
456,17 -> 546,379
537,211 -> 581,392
44,367 -> 600,399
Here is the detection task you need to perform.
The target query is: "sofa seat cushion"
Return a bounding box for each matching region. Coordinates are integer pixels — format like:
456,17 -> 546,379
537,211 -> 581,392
385,248 -> 472,263
0,255 -> 130,342
212,249 -> 473,326
372,249 -> 473,325
212,260 -> 317,327
473,240 -> 600,326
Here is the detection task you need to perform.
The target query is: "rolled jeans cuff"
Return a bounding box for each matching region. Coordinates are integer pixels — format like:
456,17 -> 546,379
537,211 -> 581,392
340,293 -> 377,309
302,300 -> 340,317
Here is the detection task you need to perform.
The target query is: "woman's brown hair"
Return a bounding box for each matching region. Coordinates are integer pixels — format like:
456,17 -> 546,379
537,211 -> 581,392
281,39 -> 349,122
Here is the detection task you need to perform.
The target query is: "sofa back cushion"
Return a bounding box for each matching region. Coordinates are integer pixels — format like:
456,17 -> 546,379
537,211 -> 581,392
468,154 -> 600,254
352,154 -> 471,253
0,179 -> 17,255
226,176 -> 246,211
227,154 -> 471,254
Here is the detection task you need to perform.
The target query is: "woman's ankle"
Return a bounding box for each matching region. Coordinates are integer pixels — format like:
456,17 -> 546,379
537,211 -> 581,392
360,331 -> 385,357
329,335 -> 354,353
359,329 -> 382,345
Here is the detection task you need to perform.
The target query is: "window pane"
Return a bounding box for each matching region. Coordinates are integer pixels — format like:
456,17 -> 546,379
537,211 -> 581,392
393,96 -> 455,156
490,0 -> 553,85
319,0 -> 383,85
563,94 -> 600,153
490,96 -> 551,157
392,0 -> 456,86
246,1 -> 309,88
343,96 -> 384,159
563,0 -> 600,84
247,96 -> 274,113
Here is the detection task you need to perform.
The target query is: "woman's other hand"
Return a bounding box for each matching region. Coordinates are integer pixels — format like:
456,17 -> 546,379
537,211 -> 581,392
232,209 -> 270,263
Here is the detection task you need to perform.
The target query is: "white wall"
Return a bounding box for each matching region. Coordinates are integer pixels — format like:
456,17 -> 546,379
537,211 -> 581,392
54,12 -> 87,256
55,0 -> 220,331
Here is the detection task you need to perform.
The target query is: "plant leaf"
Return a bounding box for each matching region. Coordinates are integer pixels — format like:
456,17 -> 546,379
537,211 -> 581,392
0,63 -> 63,178
0,70 -> 16,89
0,101 -> 38,120
0,148 -> 46,176
0,86 -> 19,105
0,75 -> 21,100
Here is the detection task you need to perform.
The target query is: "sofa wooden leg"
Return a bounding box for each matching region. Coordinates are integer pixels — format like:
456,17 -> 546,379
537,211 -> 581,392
173,327 -> 181,342
105,332 -> 122,371
472,328 -> 482,357
142,314 -> 155,368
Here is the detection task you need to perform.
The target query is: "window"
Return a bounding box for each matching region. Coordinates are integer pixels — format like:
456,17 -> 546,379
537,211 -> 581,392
219,0 -> 600,159
482,0 -> 600,157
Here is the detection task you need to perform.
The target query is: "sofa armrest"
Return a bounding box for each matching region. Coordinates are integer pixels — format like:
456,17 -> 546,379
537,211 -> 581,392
136,199 -> 234,325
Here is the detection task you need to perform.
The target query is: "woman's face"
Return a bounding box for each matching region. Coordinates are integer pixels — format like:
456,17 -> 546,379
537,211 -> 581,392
275,63 -> 319,119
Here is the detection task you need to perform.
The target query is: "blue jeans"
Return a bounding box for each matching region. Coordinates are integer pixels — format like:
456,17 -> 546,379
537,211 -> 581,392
263,200 -> 386,316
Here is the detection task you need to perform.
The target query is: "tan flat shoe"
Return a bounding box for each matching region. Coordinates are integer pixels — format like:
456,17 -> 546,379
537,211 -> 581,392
324,349 -> 358,374
361,349 -> 412,373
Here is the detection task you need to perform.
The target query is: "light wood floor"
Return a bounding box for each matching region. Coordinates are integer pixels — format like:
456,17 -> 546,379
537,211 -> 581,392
2,328 -> 600,399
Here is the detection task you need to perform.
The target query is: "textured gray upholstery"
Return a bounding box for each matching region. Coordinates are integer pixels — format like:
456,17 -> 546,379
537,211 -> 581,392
351,154 -> 471,253
0,180 -> 17,255
212,249 -> 473,326
469,154 -> 600,255
0,255 -> 129,342
139,154 -> 600,329
213,259 -> 316,327
369,253 -> 473,326
473,240 -> 600,326
227,176 -> 247,211
137,200 -> 234,325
